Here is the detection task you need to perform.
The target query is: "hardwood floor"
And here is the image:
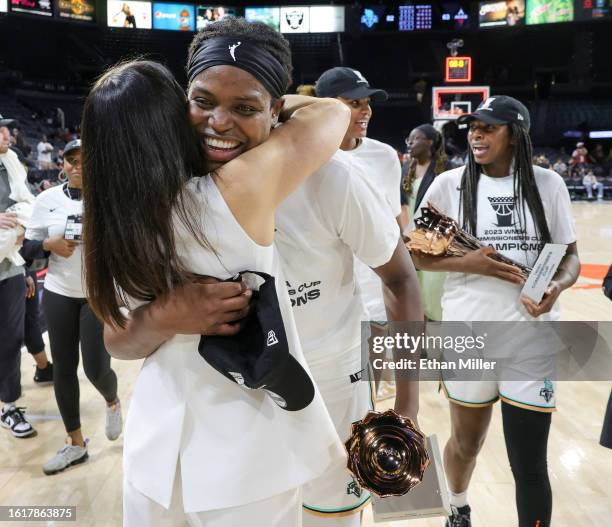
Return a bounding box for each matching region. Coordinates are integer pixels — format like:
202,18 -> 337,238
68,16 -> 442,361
1,202 -> 611,526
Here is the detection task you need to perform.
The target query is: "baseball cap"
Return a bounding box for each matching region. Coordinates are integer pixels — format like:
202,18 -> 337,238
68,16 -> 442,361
63,139 -> 81,157
0,114 -> 16,127
315,67 -> 388,102
457,95 -> 530,131
198,271 -> 315,412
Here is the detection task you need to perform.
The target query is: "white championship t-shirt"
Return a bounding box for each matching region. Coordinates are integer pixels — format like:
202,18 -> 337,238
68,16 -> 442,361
413,165 -> 576,322
123,176 -> 343,513
26,184 -> 85,298
348,137 -> 402,321
275,150 -> 399,377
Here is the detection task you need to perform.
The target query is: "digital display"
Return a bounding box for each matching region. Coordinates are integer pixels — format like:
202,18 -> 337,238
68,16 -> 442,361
196,6 -> 236,29
399,4 -> 433,31
309,6 -> 345,32
152,3 -> 194,31
576,0 -> 612,19
526,0 -> 574,24
107,1 -> 152,28
244,7 -> 280,30
445,56 -> 472,82
280,6 -> 310,33
439,2 -> 471,30
358,5 -> 399,31
479,0 -> 525,27
576,0 -> 612,20
58,0 -> 96,22
10,0 -> 53,17
0,0 -> 7,13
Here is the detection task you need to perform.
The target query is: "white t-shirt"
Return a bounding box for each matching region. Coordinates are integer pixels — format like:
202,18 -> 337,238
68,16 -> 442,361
26,184 -> 85,298
37,141 -> 53,163
123,176 -> 343,512
348,137 -> 402,321
413,165 -> 576,322
275,150 -> 399,376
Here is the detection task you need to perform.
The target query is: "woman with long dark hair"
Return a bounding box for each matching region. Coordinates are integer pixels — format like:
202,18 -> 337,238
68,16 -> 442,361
411,96 -> 580,527
25,139 -> 122,475
402,123 -> 451,321
81,48 -> 350,525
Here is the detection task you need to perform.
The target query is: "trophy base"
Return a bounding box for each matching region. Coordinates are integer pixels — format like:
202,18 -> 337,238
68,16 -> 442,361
371,435 -> 450,521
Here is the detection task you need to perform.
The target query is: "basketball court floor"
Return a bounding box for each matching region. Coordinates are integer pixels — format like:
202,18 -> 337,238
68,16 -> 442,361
1,202 -> 611,527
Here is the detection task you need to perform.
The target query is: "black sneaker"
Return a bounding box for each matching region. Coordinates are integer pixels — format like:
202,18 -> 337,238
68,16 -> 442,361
446,505 -> 471,527
34,362 -> 53,384
0,406 -> 37,438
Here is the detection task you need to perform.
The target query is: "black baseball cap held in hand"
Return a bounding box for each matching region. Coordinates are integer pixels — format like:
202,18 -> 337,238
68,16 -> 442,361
198,271 -> 315,412
315,67 -> 388,102
457,95 -> 531,131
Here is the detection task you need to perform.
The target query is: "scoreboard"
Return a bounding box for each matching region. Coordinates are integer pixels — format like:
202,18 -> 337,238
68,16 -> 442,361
445,56 -> 472,83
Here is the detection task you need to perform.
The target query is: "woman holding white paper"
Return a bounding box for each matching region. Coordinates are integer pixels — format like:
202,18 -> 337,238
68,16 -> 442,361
410,96 -> 579,527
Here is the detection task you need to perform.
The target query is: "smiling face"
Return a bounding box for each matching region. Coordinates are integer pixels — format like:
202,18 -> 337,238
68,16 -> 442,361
64,149 -> 82,189
467,120 -> 515,173
338,96 -> 372,146
188,65 -> 283,172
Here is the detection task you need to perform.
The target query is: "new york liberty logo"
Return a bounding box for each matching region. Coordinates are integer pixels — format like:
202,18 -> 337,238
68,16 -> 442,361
488,196 -> 516,227
347,477 -> 363,498
539,379 -> 554,403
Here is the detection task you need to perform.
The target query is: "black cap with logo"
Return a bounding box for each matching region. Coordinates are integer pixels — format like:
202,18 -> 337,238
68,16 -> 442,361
63,139 -> 81,157
315,67 -> 388,102
198,271 -> 315,412
457,95 -> 530,131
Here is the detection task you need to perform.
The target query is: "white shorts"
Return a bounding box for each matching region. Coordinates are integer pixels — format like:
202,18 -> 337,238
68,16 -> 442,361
441,377 -> 556,412
302,370 -> 374,522
440,344 -> 557,412
124,467 -> 302,527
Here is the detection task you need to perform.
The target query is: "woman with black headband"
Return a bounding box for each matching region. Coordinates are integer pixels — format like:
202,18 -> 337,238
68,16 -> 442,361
81,21 -> 350,526
25,139 -> 122,476
402,123 -> 451,321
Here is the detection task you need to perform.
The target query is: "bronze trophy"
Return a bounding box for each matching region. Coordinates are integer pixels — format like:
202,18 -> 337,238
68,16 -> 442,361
345,409 -> 430,498
407,202 -> 532,279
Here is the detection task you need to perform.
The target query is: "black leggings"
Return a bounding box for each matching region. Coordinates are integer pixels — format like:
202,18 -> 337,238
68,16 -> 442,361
24,271 -> 45,355
502,401 -> 552,527
42,289 -> 117,432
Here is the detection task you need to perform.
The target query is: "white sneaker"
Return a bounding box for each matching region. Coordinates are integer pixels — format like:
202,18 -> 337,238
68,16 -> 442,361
1,405 -> 36,438
43,438 -> 88,475
105,400 -> 122,441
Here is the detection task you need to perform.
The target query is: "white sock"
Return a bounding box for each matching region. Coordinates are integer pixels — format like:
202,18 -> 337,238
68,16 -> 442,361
449,490 -> 468,508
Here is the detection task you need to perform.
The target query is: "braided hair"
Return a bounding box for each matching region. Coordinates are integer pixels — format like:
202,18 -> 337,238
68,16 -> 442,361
459,122 -> 552,244
402,124 -> 448,199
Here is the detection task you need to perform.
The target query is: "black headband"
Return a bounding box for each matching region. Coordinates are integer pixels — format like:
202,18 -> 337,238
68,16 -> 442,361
187,37 -> 289,99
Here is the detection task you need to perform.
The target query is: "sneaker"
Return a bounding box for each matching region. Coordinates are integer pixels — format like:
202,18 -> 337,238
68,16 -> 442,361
43,438 -> 88,475
34,362 -> 54,384
0,405 -> 37,438
105,400 -> 122,441
446,505 -> 472,527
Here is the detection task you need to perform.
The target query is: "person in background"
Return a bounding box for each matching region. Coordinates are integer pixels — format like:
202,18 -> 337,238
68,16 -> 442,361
552,158 -> 568,178
0,117 -> 37,439
401,124 -> 452,321
26,139 -> 122,475
582,169 -> 604,201
36,135 -> 54,170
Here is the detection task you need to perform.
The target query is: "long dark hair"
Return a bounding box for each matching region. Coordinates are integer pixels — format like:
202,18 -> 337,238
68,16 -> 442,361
459,122 -> 551,244
402,124 -> 448,199
81,59 -> 207,327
